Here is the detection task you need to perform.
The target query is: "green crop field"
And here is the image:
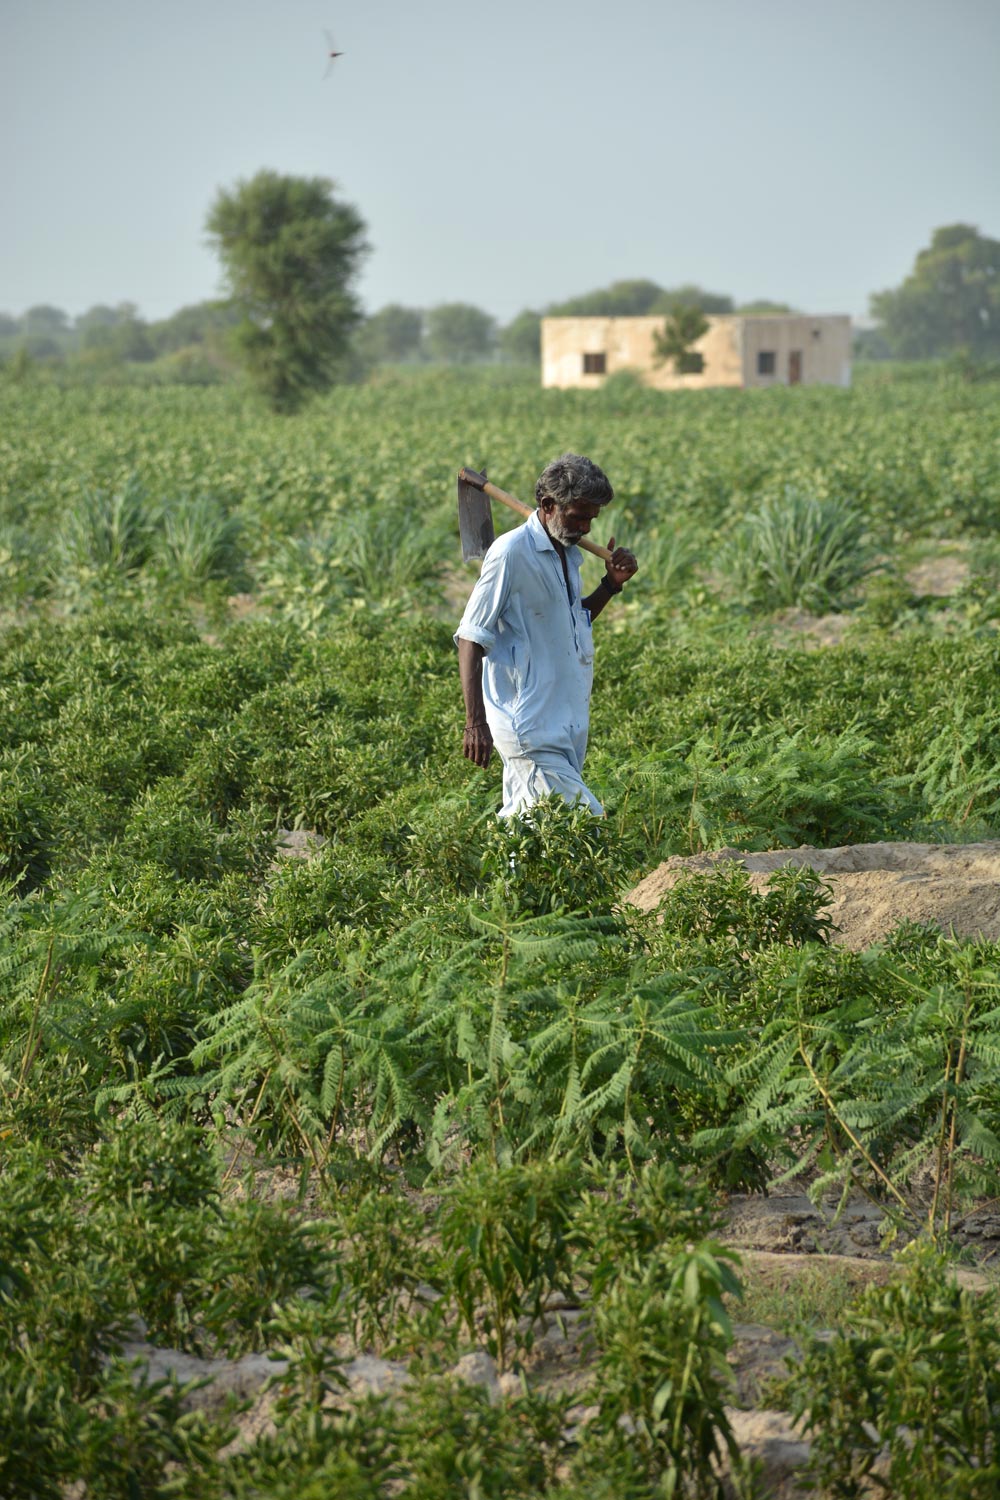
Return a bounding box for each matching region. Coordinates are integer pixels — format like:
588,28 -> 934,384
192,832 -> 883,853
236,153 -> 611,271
3,364 -> 1000,1496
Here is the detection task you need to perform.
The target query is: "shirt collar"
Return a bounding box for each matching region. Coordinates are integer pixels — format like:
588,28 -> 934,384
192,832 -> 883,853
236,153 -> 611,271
527,509 -> 555,552
527,508 -> 579,563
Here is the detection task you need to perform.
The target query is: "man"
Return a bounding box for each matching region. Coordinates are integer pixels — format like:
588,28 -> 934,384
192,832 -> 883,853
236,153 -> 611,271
455,452 -> 638,818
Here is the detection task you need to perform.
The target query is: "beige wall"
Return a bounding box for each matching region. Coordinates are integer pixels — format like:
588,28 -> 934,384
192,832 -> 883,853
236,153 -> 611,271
739,316 -> 852,388
541,314 -> 852,390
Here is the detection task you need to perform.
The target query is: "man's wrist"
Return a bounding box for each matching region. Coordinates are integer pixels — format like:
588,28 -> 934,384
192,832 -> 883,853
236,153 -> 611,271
599,573 -> 623,596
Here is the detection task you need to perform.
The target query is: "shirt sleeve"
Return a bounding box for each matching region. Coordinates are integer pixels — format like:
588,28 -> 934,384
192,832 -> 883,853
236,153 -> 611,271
454,541 -> 512,653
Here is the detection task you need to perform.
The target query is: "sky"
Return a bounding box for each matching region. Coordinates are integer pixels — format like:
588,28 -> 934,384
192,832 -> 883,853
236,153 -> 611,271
3,0 -> 999,326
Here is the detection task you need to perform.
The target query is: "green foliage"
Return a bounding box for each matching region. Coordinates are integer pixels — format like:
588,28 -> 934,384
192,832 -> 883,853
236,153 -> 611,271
498,307 -> 542,364
871,223 -> 1000,360
206,169 -> 368,410
2,366 -> 1000,1492
392,1378 -> 569,1498
156,490 -> 244,590
621,724 -> 908,854
651,863 -> 836,952
782,1241 -> 1000,1497
574,1181 -> 748,1500
480,795 -> 627,915
0,753 -> 51,887
355,303 -> 424,364
424,301 -> 497,363
200,1198 -> 340,1355
697,934 -> 1000,1234
719,484 -> 878,611
549,279 -> 733,317
439,1156 -> 579,1371
652,305 -> 710,375
56,473 -> 156,590
914,698 -> 1000,830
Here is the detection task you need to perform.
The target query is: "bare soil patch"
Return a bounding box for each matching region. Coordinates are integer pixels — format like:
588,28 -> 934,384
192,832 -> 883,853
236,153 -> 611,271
627,838 -> 1000,950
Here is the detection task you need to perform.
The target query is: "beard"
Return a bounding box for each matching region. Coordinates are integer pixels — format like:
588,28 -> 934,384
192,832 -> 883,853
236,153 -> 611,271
545,509 -> 583,546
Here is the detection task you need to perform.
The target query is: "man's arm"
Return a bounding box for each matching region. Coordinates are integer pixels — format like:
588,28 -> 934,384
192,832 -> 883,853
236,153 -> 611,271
458,636 -> 493,768
582,536 -> 638,620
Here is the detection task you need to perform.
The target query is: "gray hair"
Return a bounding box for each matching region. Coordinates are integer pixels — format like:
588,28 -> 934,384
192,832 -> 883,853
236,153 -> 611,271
534,453 -> 614,509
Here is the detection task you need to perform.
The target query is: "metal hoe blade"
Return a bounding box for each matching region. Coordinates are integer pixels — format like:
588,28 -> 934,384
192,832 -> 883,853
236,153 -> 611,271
458,474 -> 495,561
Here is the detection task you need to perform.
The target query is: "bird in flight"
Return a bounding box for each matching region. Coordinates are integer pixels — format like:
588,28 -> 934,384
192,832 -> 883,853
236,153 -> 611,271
324,30 -> 345,75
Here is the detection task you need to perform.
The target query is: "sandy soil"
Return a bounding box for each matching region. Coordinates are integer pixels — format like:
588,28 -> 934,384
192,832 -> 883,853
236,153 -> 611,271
626,839 -> 1000,950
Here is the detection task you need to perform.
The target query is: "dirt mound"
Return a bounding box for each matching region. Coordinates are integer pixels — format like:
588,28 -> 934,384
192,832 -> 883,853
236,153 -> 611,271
626,840 -> 1000,950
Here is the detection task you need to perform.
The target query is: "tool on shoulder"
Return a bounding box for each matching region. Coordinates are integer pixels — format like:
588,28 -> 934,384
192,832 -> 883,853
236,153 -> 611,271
457,467 -> 614,564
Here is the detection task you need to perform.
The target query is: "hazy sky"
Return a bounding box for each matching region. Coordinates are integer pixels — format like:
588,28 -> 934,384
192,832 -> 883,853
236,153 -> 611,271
4,0 -> 999,324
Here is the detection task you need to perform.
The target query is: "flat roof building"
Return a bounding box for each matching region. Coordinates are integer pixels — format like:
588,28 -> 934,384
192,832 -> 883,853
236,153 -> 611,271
541,314 -> 852,391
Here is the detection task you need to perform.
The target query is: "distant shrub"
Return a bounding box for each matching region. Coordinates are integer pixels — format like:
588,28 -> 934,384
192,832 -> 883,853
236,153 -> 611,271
155,490 -> 243,590
55,475 -> 156,588
720,484 -> 878,611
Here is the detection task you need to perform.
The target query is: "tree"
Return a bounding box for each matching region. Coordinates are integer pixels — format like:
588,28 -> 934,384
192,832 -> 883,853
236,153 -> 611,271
205,169 -> 369,410
550,279 -> 665,317
425,303 -> 496,364
148,301 -> 241,355
652,305 -> 709,374
0,312 -> 20,337
651,284 -> 733,315
75,304 -> 124,343
870,224 -> 1000,359
23,305 -> 70,336
498,309 -> 542,365
355,304 -> 424,363
547,279 -> 733,319
736,300 -> 798,315
75,302 -> 154,361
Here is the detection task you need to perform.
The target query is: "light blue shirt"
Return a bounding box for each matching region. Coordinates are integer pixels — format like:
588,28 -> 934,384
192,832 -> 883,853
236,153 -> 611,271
455,511 -> 595,771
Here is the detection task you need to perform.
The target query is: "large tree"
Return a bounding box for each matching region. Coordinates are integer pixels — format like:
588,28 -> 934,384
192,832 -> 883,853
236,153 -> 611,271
148,301 -> 241,355
549,280 -> 733,318
650,283 -> 733,315
206,169 -> 368,410
550,279 -> 665,317
499,308 -> 542,364
23,304 -> 70,335
76,302 -> 154,361
356,303 -> 424,364
425,303 -> 496,364
870,224 -> 1000,359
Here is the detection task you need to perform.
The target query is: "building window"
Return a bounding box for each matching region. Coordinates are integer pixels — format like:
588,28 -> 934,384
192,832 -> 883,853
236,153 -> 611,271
757,350 -> 776,376
582,352 -> 606,375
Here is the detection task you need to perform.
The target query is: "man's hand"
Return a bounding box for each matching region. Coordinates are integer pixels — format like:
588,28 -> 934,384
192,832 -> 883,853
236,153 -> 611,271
463,719 -> 493,769
458,638 -> 492,770
606,536 -> 638,589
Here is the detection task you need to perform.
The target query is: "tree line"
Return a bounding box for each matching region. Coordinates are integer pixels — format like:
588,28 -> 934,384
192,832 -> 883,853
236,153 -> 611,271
3,167 -> 998,409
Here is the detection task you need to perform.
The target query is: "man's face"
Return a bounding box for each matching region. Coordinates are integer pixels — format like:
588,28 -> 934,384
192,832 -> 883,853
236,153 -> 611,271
540,498 -> 604,546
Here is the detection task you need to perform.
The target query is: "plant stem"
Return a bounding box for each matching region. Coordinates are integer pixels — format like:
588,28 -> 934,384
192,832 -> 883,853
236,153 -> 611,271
796,1026 -> 914,1223
15,939 -> 55,1103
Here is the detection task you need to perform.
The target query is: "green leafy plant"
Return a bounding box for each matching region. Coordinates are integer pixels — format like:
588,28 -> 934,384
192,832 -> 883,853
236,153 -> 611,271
155,489 -> 244,590
438,1156 -> 579,1372
781,1241 -> 1000,1498
697,936 -> 1000,1237
652,305 -> 709,375
579,1233 -> 748,1498
55,474 -> 156,588
480,795 -> 627,916
720,484 -> 878,611
621,723 -> 907,854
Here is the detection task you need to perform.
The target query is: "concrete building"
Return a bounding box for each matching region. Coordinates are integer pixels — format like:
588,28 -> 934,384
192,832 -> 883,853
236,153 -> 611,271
541,313 -> 852,391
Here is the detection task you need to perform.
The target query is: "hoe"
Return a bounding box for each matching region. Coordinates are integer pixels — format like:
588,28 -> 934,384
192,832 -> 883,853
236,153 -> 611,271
457,467 -> 615,564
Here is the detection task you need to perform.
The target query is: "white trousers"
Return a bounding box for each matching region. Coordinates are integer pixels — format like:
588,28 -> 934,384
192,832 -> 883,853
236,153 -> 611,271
497,749 -> 603,820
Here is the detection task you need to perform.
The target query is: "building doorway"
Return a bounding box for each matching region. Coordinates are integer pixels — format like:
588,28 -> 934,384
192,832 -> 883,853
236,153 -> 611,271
788,349 -> 803,385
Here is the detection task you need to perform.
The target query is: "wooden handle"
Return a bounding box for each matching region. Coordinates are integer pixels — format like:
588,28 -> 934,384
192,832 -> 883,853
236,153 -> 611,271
482,480 -> 614,564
